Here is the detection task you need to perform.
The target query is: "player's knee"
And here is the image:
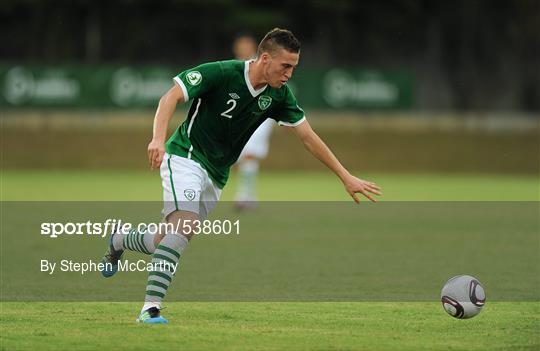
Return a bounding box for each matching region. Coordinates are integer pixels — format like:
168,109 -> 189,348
180,223 -> 195,240
162,220 -> 195,241
165,210 -> 199,241
153,232 -> 165,247
241,154 -> 258,161
154,230 -> 191,244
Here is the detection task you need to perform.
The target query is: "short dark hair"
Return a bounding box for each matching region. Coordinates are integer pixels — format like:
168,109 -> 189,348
257,28 -> 301,57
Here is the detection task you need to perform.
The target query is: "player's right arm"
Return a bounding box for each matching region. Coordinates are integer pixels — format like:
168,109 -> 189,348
148,84 -> 185,170
148,61 -> 223,170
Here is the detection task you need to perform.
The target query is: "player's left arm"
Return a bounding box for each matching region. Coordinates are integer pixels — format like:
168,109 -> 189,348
291,120 -> 382,203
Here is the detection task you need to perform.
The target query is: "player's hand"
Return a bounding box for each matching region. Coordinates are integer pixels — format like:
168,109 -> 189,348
343,175 -> 382,203
147,139 -> 165,170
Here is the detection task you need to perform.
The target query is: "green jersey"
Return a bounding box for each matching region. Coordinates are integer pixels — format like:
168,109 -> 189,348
166,60 -> 305,188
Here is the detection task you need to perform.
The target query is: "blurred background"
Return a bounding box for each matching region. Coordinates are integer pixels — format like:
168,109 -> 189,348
1,0 -> 538,200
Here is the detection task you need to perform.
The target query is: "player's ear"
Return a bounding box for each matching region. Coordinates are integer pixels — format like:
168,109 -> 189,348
260,52 -> 271,63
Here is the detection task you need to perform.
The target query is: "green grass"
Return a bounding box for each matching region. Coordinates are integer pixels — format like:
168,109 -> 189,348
2,202 -> 538,302
1,170 -> 538,201
1,302 -> 538,351
1,170 -> 538,350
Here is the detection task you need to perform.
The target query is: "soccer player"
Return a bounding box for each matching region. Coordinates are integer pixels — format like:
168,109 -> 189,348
232,33 -> 275,209
101,28 -> 381,323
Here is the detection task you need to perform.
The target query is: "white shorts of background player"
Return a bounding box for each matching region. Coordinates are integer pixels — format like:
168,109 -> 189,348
239,118 -> 274,159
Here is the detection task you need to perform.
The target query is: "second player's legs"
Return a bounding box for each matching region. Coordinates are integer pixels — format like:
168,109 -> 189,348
235,119 -> 273,205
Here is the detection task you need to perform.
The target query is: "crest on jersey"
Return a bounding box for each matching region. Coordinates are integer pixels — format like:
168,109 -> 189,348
184,189 -> 196,201
258,95 -> 272,110
186,71 -> 202,86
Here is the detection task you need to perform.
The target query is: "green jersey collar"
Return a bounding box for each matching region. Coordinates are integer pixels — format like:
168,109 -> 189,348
244,60 -> 267,97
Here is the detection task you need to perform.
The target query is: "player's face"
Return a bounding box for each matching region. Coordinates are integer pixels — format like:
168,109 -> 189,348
263,48 -> 299,88
233,37 -> 257,60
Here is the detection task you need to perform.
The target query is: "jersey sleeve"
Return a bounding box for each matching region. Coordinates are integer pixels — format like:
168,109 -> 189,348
275,85 -> 306,127
173,62 -> 223,102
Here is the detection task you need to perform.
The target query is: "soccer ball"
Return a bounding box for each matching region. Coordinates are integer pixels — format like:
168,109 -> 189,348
440,275 -> 486,319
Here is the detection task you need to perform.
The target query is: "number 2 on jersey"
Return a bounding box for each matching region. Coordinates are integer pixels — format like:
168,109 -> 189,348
220,99 -> 237,119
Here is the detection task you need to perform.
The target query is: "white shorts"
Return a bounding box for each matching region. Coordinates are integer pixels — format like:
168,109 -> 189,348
160,153 -> 222,220
239,119 -> 274,159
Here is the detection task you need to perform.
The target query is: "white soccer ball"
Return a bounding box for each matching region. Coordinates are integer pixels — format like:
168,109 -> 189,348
440,275 -> 486,319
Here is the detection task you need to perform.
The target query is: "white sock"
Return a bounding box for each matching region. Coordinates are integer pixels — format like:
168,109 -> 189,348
112,227 -> 124,251
113,226 -> 156,254
141,233 -> 189,313
235,159 -> 259,201
141,302 -> 161,313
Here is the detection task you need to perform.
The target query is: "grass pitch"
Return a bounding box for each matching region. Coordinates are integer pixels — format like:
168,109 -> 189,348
1,302 -> 538,351
1,170 -> 538,350
1,170 -> 538,201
